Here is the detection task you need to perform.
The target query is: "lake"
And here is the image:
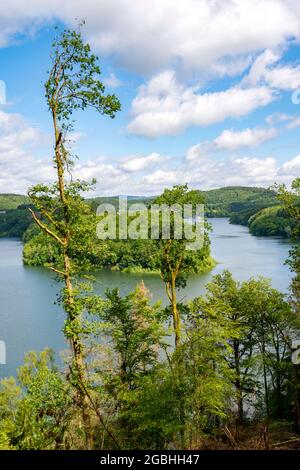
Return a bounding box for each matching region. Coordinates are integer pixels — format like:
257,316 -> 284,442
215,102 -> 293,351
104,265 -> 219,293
0,218 -> 293,378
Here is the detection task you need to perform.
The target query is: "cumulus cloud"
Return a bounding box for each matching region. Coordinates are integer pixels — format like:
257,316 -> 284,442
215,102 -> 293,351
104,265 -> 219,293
0,0 -> 300,76
120,152 -> 164,172
244,49 -> 300,90
0,111 -> 298,195
280,154 -> 300,174
285,116 -> 300,130
0,110 -> 53,193
2,0 -> 300,141
142,170 -> 178,186
73,145 -> 300,195
127,70 -> 277,137
137,152 -> 298,192
214,127 -> 278,150
103,73 -> 122,88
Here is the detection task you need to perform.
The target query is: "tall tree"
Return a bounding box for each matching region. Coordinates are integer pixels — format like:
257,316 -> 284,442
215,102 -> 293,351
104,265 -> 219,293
275,178 -> 300,429
192,271 -> 293,423
28,26 -> 120,448
275,178 -> 300,312
153,184 -> 211,348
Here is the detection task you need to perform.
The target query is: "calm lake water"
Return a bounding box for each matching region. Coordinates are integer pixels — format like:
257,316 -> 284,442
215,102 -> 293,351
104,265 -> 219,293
0,218 -> 293,378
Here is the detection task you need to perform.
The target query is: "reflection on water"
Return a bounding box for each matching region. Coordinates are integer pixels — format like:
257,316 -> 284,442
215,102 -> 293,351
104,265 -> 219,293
0,218 -> 292,377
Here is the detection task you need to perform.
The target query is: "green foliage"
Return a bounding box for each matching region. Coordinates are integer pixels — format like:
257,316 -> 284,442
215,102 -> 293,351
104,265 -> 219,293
227,188 -> 296,238
0,350 -> 72,450
110,300 -> 235,449
0,208 -> 33,238
23,231 -> 62,266
23,184 -> 214,276
45,25 -> 120,130
275,178 -> 300,316
88,196 -> 154,212
153,184 -> 211,288
26,24 -> 122,448
93,283 -> 165,387
85,284 -> 167,449
1,271 -> 299,449
28,181 -> 103,272
0,194 -> 29,211
205,186 -> 277,217
248,206 -> 294,237
190,271 -> 297,422
1,186 -> 285,241
151,184 -> 212,346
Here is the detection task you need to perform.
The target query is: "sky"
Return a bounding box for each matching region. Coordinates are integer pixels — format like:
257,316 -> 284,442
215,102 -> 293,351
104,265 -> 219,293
0,0 -> 300,196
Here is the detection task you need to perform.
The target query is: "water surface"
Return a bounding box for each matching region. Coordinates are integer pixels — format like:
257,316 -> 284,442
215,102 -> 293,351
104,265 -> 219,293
0,219 -> 292,377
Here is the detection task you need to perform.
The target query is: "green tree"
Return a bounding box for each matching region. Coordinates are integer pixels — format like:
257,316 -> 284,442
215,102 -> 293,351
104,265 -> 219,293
153,184 -> 212,348
0,350 -> 72,450
275,178 -> 300,429
27,25 -> 120,448
90,283 -> 166,448
121,302 -> 234,449
191,271 -> 294,424
275,178 -> 300,312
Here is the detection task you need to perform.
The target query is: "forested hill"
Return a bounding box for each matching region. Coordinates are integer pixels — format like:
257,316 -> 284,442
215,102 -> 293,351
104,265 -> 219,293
0,194 -> 30,211
203,186 -> 297,238
203,186 -> 277,217
0,186 -> 276,214
0,186 -> 294,239
87,187 -> 277,215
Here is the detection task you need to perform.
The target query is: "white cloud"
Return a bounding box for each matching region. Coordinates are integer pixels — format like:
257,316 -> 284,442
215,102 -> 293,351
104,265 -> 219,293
265,113 -> 300,130
0,97 -> 296,195
265,65 -> 300,90
265,112 -> 291,125
214,127 -> 278,150
244,49 -> 300,90
73,158 -> 127,193
142,170 -> 178,186
103,73 -> 122,88
0,81 -> 6,104
285,116 -> 300,129
280,154 -> 300,174
127,70 -> 276,137
0,110 -> 53,193
0,1 -> 300,76
0,110 -> 298,195
67,131 -> 86,144
120,152 -> 164,172
83,148 -> 300,195
185,125 -> 279,160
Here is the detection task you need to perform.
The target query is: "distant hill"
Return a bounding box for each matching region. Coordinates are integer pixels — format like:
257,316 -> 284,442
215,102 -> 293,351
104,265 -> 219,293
88,187 -> 277,215
0,186 -> 288,239
87,196 -> 154,211
202,186 -> 278,217
0,194 -> 30,211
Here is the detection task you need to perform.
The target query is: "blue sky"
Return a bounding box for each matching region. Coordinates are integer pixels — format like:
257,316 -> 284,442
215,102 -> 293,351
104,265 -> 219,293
0,0 -> 300,195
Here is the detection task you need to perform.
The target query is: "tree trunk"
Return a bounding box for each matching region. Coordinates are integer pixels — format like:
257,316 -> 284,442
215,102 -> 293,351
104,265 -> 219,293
234,341 -> 243,423
170,273 -> 180,349
261,332 -> 270,419
53,112 -> 93,449
64,252 -> 93,449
